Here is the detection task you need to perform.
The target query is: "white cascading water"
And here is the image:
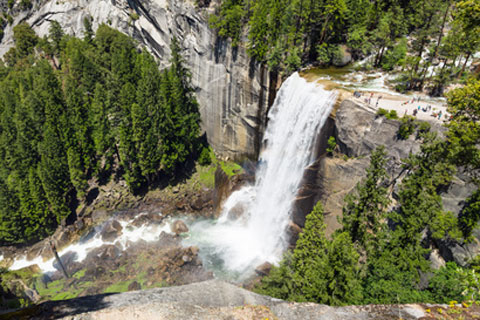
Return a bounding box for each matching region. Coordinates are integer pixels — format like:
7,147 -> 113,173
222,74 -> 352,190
7,215 -> 174,273
184,72 -> 337,279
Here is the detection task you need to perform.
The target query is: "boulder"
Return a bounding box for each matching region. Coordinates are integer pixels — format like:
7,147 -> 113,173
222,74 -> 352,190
332,45 -> 352,67
101,220 -> 123,242
429,249 -> 446,270
226,202 -> 246,221
128,281 -> 141,291
286,221 -> 303,246
171,220 -> 189,235
191,197 -> 205,211
92,209 -> 109,222
255,262 -> 273,276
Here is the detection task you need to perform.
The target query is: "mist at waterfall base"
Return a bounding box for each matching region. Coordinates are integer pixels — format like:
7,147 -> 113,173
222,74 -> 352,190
183,73 -> 337,281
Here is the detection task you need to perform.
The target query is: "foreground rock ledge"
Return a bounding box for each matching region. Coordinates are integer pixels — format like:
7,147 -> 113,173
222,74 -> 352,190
5,280 -> 430,319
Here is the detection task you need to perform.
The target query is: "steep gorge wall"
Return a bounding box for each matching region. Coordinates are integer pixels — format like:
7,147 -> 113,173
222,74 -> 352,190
0,0 -> 269,159
293,98 -> 479,267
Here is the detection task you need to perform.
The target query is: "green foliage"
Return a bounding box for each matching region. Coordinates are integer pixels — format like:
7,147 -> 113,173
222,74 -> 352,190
416,121 -> 431,137
208,0 -> 245,47
130,12 -> 140,21
326,136 -> 336,155
446,80 -> 480,169
381,37 -> 407,71
258,202 -> 363,305
19,0 -> 31,10
428,262 -> 465,303
12,23 -> 38,58
459,189 -> 480,241
397,116 -> 416,140
0,25 -> 204,244
375,108 -> 399,120
285,47 -> 301,74
198,147 -> 212,166
317,44 -> 343,66
341,146 -> 390,252
385,110 -> 398,119
376,108 -> 388,117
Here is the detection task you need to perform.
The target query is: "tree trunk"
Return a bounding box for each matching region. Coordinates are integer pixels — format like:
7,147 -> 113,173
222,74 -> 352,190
50,241 -> 70,279
293,0 -> 304,46
458,52 -> 471,78
432,1 -> 450,60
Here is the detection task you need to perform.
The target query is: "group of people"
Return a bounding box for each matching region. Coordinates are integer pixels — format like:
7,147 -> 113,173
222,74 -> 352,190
354,91 -> 383,106
402,96 -> 422,105
352,90 -> 449,122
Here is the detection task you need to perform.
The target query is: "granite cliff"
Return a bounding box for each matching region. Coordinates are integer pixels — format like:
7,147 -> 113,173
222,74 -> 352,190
0,0 -> 271,159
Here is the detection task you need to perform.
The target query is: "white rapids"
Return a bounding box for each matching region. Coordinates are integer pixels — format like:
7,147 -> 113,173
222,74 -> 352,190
7,214 -> 174,273
184,72 -> 337,279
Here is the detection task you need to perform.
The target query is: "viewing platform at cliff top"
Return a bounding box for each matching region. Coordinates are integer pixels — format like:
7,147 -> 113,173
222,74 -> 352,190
350,91 -> 450,123
301,67 -> 450,124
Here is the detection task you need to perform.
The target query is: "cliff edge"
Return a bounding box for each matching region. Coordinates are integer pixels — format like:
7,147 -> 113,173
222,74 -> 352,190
3,279 -> 435,320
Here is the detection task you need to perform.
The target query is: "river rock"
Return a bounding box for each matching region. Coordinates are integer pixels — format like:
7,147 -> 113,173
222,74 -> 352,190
171,220 -> 189,235
191,196 -> 205,211
91,209 -> 109,222
286,221 -> 303,246
53,251 -> 78,273
255,262 -> 273,276
226,202 -> 246,221
101,220 -> 123,242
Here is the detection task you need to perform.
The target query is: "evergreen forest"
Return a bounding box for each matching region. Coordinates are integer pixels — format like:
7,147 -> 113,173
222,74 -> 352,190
210,0 -> 479,94
0,21 -> 204,244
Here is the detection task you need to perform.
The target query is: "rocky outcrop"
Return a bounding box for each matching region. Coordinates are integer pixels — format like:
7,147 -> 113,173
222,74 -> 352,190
8,279 -> 438,319
0,0 -> 269,159
291,99 -> 478,266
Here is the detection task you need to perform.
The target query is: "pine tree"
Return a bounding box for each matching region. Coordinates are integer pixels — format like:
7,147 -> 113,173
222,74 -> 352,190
341,145 -> 390,252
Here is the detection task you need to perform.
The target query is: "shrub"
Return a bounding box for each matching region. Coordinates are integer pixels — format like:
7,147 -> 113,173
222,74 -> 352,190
198,147 -> 212,166
385,110 -> 398,120
130,12 -> 139,21
397,116 -> 416,139
376,108 -> 388,117
381,37 -> 407,71
326,136 -> 336,155
416,121 -> 431,138
20,0 -> 31,10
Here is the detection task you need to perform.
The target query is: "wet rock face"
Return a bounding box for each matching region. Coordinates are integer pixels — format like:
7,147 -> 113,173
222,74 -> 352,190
0,0 -> 269,160
101,220 -> 123,242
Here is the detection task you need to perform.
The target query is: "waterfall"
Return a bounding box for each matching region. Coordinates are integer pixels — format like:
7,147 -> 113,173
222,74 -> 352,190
184,72 -> 337,279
